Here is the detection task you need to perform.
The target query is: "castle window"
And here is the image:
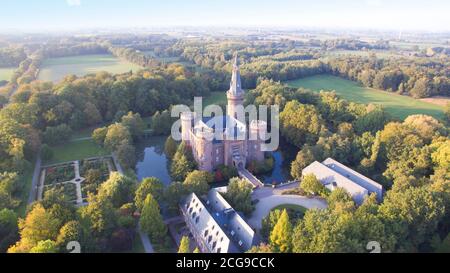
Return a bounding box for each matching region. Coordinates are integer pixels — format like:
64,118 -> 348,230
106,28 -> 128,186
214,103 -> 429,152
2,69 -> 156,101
195,217 -> 200,224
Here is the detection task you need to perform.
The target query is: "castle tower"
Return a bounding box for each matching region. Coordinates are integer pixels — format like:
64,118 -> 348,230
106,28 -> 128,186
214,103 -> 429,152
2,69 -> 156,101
181,112 -> 194,144
248,120 -> 267,162
227,54 -> 245,119
195,127 -> 214,172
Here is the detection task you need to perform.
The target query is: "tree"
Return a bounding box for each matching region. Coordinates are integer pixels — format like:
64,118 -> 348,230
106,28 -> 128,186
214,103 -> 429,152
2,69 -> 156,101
183,171 -> 212,196
261,209 -> 283,240
171,142 -> 196,181
115,142 -> 136,170
151,110 -> 173,135
135,177 -> 164,211
164,136 -> 177,159
140,194 -> 167,242
97,172 -> 136,208
193,247 -> 200,253
8,204 -> 61,253
79,193 -> 117,238
291,146 -> 316,180
0,172 -> 20,210
164,182 -> 186,212
92,127 -> 108,145
269,209 -> 292,253
104,123 -> 132,151
300,174 -> 325,196
121,112 -> 146,140
178,236 -> 190,253
56,221 -> 83,251
0,208 -> 18,252
83,102 -> 102,126
223,178 -> 254,215
280,100 -> 324,148
410,78 -> 430,98
29,240 -> 58,253
379,186 -> 445,251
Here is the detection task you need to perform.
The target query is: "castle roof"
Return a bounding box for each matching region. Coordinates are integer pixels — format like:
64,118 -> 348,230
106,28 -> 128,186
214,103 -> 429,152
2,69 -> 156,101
228,53 -> 244,96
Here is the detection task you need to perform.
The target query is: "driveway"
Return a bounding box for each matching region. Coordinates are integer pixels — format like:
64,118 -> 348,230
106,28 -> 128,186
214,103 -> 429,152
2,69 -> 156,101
248,193 -> 327,229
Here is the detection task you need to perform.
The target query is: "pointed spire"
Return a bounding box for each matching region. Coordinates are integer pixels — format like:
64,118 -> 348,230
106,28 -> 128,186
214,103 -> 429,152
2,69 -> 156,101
229,52 -> 243,96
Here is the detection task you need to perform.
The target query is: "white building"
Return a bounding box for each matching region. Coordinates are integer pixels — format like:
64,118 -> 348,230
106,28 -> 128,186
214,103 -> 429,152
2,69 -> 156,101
180,189 -> 256,253
302,158 -> 383,205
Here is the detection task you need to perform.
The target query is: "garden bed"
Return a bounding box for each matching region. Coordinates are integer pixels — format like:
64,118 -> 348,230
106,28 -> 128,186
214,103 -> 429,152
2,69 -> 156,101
44,164 -> 76,185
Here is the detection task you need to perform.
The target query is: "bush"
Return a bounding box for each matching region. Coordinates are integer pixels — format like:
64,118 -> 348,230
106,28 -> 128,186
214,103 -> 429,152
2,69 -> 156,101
214,165 -> 238,182
300,174 -> 326,196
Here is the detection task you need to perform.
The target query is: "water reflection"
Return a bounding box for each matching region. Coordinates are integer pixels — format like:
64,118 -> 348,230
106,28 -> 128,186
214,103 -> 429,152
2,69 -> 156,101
258,149 -> 294,185
135,136 -> 172,186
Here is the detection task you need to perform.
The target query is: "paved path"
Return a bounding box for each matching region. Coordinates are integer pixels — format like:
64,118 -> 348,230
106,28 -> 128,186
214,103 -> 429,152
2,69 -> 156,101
249,187 -> 328,229
28,154 -> 41,205
70,137 -> 92,142
238,167 -> 264,188
138,222 -> 155,253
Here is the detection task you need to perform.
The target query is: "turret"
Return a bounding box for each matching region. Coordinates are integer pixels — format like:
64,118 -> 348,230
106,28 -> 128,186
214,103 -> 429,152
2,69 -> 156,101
181,112 -> 195,144
249,120 -> 267,162
227,53 -> 245,119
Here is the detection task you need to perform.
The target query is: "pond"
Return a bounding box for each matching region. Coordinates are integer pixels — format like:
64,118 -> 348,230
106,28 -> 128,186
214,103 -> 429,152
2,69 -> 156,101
257,149 -> 295,186
135,136 -> 172,186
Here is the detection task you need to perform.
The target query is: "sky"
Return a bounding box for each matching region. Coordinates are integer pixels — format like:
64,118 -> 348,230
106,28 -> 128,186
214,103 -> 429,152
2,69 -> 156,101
0,0 -> 449,32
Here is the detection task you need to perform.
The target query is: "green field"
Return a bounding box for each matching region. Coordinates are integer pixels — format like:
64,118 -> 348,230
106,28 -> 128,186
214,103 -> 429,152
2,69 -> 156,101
38,54 -> 142,82
287,75 -> 445,120
45,139 -> 109,165
0,67 -> 15,81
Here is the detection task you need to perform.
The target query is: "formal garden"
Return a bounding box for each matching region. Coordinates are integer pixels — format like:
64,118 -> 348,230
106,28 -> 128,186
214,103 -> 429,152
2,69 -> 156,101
38,156 -> 117,205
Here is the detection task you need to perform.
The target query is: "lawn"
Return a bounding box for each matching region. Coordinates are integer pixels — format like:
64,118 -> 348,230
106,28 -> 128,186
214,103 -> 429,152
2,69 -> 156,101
287,75 -> 445,120
272,204 -> 307,222
272,204 -> 307,214
15,164 -> 35,217
45,139 -> 110,165
0,67 -> 15,81
38,54 -> 142,82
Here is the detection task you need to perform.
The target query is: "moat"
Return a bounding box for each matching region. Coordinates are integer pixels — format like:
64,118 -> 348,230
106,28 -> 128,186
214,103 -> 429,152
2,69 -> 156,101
135,136 -> 293,187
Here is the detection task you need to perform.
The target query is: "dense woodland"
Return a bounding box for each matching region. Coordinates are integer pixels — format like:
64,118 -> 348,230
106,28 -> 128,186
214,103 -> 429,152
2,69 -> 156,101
0,34 -> 449,253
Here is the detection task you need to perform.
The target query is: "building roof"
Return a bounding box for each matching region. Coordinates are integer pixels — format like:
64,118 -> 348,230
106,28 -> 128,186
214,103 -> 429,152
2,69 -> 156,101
193,115 -> 247,142
322,158 -> 383,201
302,161 -> 368,203
228,53 -> 244,96
181,189 -> 255,253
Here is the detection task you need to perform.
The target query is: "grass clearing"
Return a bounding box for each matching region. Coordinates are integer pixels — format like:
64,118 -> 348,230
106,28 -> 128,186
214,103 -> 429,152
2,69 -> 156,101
287,74 -> 445,120
0,67 -> 15,81
38,54 -> 142,82
15,163 -> 35,217
45,139 -> 109,165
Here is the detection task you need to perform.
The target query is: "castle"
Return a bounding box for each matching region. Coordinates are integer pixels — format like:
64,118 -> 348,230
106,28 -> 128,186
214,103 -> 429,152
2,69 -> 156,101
181,55 -> 267,172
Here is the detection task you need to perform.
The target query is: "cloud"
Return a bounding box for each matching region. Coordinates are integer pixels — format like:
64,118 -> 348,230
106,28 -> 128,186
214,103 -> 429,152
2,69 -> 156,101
66,0 -> 81,7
